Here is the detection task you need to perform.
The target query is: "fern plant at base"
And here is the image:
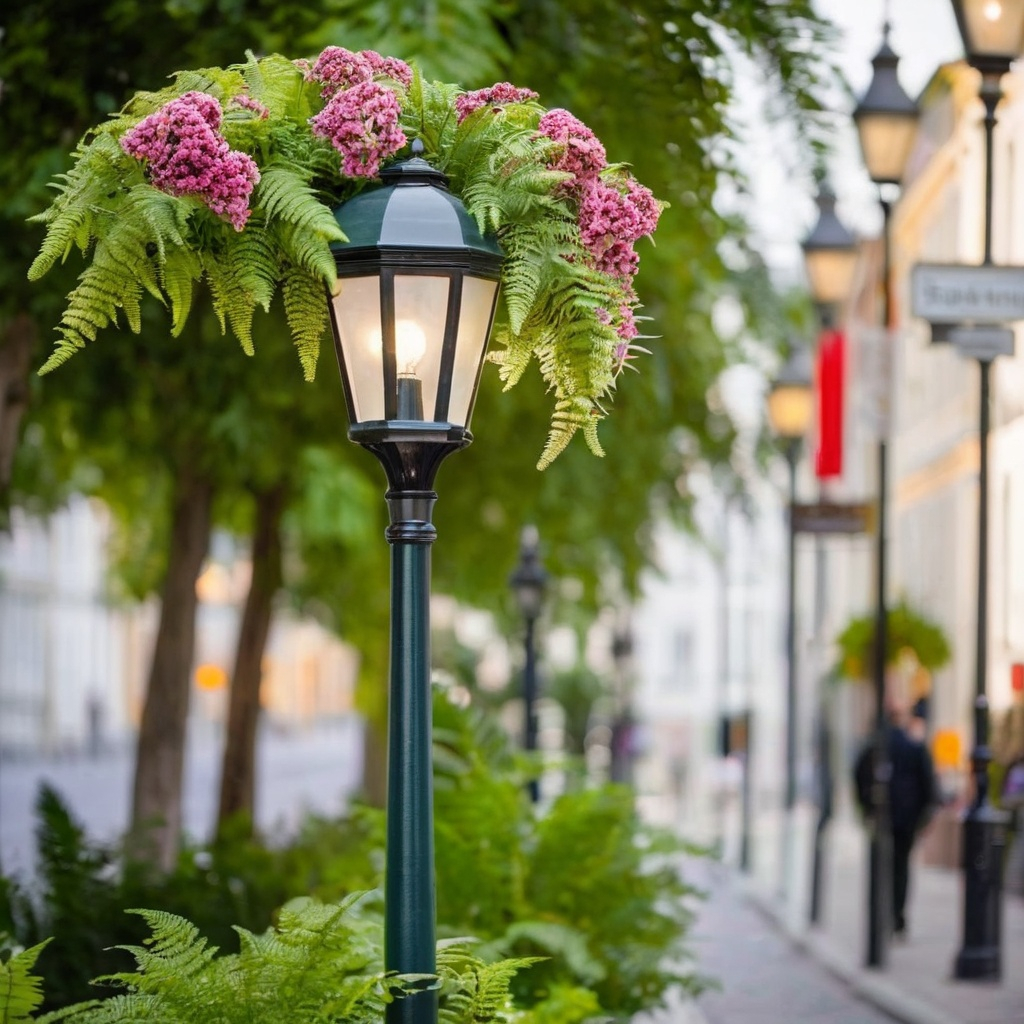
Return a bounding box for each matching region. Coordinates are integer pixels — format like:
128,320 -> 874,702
28,48 -> 665,468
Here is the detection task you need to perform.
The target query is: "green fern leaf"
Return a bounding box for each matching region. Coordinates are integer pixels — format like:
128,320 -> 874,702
282,265 -> 329,380
0,940 -> 51,1023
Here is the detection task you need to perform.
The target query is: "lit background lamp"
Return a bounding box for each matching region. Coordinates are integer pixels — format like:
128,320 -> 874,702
952,0 -> 1024,73
328,138 -> 503,1024
801,186 -> 858,315
853,25 -> 920,186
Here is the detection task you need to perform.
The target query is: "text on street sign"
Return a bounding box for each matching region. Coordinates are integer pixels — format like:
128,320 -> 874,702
911,263 -> 1024,324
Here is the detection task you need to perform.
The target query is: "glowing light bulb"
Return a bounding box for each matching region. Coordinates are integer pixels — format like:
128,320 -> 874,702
394,319 -> 427,375
984,0 -> 1003,21
369,319 -> 428,375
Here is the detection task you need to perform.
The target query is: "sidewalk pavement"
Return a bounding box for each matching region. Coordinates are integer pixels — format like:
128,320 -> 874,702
639,856 -> 901,1024
743,812 -> 1024,1024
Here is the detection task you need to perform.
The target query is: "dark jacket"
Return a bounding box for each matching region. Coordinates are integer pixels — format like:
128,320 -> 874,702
854,724 -> 938,834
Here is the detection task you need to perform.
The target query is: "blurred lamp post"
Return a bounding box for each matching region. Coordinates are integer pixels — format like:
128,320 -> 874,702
948,0 -> 1022,982
327,139 -> 503,1024
509,524 -> 548,801
610,617 -> 635,785
853,21 -> 919,970
767,343 -> 814,820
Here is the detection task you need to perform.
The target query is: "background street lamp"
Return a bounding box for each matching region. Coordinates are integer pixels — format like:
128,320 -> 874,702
509,524 -> 548,802
766,342 -> 814,829
328,139 -> 503,1024
800,186 -> 859,320
852,21 -> 919,971
947,0 -> 1022,982
610,616 -> 635,785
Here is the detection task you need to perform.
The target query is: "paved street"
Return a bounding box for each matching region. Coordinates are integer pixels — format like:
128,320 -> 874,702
677,858 -> 900,1024
0,715 -> 364,877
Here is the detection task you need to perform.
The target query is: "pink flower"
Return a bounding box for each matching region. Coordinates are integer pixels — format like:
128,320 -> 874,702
360,50 -> 413,88
576,177 -> 660,281
625,178 -> 661,239
309,80 -> 407,179
307,46 -> 373,96
121,92 -> 259,230
595,306 -> 612,325
307,47 -> 412,97
455,82 -> 539,122
537,108 -> 606,186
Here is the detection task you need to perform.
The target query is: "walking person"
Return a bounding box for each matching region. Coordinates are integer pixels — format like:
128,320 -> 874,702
854,700 -> 939,936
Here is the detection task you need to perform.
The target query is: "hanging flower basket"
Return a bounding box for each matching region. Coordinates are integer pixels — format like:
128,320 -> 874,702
832,599 -> 952,682
28,48 -> 664,467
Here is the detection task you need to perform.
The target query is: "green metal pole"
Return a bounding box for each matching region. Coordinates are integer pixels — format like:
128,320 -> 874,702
385,493 -> 438,1024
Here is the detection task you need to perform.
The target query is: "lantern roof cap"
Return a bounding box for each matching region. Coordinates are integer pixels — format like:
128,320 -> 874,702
330,139 -> 503,258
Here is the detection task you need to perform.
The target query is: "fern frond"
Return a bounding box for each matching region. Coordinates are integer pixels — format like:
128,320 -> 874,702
27,135 -> 129,280
436,946 -> 543,1024
0,940 -> 51,1023
256,164 -> 346,248
538,396 -> 601,470
281,265 -> 329,380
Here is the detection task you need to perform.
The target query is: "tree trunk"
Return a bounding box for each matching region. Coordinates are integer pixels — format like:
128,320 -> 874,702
129,467 -> 213,871
0,314 -> 36,500
216,486 -> 286,838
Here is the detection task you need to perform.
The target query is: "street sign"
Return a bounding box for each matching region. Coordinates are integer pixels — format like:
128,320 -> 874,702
911,263 -> 1024,324
791,502 -> 873,535
949,325 -> 1015,360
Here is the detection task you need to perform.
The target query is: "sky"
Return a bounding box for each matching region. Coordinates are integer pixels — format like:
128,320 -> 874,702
745,0 -> 963,282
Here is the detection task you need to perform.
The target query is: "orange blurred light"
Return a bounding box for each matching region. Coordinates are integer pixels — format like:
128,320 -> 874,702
195,663 -> 228,691
932,729 -> 963,771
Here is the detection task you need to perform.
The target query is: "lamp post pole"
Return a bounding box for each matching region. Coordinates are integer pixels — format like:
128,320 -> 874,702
783,440 -> 799,815
866,194 -> 894,968
327,140 -> 504,1023
509,525 -> 547,802
955,66 -> 1010,984
851,22 -> 920,966
945,0 -> 1024,977
766,341 -> 814,898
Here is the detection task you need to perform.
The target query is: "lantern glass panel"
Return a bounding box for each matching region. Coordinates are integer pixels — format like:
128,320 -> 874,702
805,249 -> 858,306
857,115 -> 918,184
331,275 -> 384,424
767,384 -> 814,439
449,276 -> 500,427
393,274 -> 451,421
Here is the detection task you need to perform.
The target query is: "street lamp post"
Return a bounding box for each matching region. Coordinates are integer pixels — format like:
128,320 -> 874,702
509,524 -> 548,802
610,618 -> 635,785
327,139 -> 503,1024
852,21 -> 919,970
947,0 -> 1024,981
766,344 -> 814,843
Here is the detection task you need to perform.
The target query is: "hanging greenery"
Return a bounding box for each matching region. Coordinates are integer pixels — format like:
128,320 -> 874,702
27,47 -> 664,468
832,599 -> 952,682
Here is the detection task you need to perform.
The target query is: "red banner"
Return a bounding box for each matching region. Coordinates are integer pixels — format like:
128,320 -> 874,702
815,329 -> 845,479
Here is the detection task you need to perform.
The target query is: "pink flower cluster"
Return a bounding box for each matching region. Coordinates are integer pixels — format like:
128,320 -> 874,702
306,47 -> 409,179
307,46 -> 412,97
578,178 -> 659,282
455,82 -> 539,123
120,91 -> 260,230
309,80 -> 407,179
537,108 -> 606,185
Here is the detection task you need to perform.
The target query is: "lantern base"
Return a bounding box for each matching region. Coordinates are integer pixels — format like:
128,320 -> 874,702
351,421 -> 472,497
